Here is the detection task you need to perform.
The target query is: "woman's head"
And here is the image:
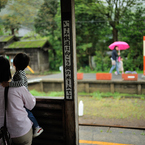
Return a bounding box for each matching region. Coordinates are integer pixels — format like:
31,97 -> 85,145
114,46 -> 119,50
0,56 -> 12,83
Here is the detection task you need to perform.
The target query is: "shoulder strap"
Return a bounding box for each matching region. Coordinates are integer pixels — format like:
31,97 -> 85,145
4,87 -> 9,127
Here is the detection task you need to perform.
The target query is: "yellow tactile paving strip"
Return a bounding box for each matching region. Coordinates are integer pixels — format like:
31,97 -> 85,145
79,140 -> 133,145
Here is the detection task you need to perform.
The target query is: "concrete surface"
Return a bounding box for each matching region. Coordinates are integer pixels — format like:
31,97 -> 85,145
28,73 -> 144,81
79,126 -> 145,145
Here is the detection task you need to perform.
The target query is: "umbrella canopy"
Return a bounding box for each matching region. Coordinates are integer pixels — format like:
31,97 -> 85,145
109,41 -> 130,50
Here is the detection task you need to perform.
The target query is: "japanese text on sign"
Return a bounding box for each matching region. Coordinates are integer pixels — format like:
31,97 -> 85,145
63,20 -> 72,100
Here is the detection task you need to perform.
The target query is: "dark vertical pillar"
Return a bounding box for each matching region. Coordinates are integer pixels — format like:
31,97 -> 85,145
60,0 -> 78,145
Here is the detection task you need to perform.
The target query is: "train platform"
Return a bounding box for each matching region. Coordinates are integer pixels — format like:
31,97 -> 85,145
27,73 -> 144,81
28,73 -> 145,145
79,125 -> 145,145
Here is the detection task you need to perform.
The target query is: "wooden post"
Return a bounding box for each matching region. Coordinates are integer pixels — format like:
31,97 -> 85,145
138,84 -> 142,95
85,83 -> 89,93
40,81 -> 43,92
110,83 -> 114,93
60,0 -> 79,145
143,36 -> 145,75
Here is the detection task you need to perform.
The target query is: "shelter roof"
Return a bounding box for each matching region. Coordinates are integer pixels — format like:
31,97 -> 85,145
0,36 -> 15,42
4,40 -> 50,49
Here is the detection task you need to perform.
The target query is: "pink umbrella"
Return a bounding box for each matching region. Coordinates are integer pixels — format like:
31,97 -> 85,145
109,41 -> 130,62
109,41 -> 130,50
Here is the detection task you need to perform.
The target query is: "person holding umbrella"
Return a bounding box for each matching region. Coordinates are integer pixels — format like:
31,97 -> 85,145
109,46 -> 120,75
109,41 -> 129,75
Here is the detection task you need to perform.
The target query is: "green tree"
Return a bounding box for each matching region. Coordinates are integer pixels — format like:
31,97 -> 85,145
34,0 -> 58,36
2,15 -> 20,35
94,0 -> 142,41
34,0 -> 61,70
75,0 -> 111,70
0,24 -> 4,35
117,6 -> 145,71
0,0 -> 8,11
1,0 -> 43,35
0,0 -> 9,34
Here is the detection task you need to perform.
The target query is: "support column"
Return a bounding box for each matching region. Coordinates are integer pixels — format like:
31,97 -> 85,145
110,83 -> 114,93
143,36 -> 145,75
61,0 -> 78,145
40,81 -> 43,92
142,36 -> 145,79
85,83 -> 89,93
138,84 -> 142,95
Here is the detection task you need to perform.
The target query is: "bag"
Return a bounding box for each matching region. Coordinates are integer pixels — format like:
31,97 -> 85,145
0,87 -> 12,145
0,126 -> 11,145
112,60 -> 116,65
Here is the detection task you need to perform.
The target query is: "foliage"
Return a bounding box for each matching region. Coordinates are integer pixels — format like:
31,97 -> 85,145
92,4 -> 145,72
24,0 -> 145,72
0,25 -> 4,35
34,0 -> 58,36
0,0 -> 145,72
94,0 -> 142,41
91,91 -> 144,99
2,14 -> 20,35
0,0 -> 8,11
1,0 -> 43,34
93,52 -> 111,72
30,89 -> 49,96
30,89 -> 64,97
117,7 -> 145,71
30,90 -> 145,98
78,66 -> 95,73
34,0 -> 62,71
75,0 -> 110,69
78,96 -> 145,119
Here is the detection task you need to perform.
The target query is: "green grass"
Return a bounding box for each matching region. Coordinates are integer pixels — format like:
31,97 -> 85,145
26,70 -> 61,75
30,90 -> 64,97
79,91 -> 145,99
30,90 -> 49,96
78,96 -> 145,119
48,91 -> 64,97
39,71 -> 60,75
30,90 -> 145,99
30,90 -> 145,120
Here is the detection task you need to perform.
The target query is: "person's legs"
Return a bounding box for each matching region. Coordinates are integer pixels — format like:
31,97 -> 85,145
26,108 -> 39,128
109,65 -> 116,73
25,108 -> 43,138
12,128 -> 33,145
116,62 -> 120,74
120,61 -> 124,73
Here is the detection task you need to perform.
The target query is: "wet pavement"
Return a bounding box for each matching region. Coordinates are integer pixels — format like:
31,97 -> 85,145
28,73 -> 144,81
79,126 -> 145,145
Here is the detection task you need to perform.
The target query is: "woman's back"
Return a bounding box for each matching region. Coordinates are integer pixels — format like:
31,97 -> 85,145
0,85 -> 36,138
